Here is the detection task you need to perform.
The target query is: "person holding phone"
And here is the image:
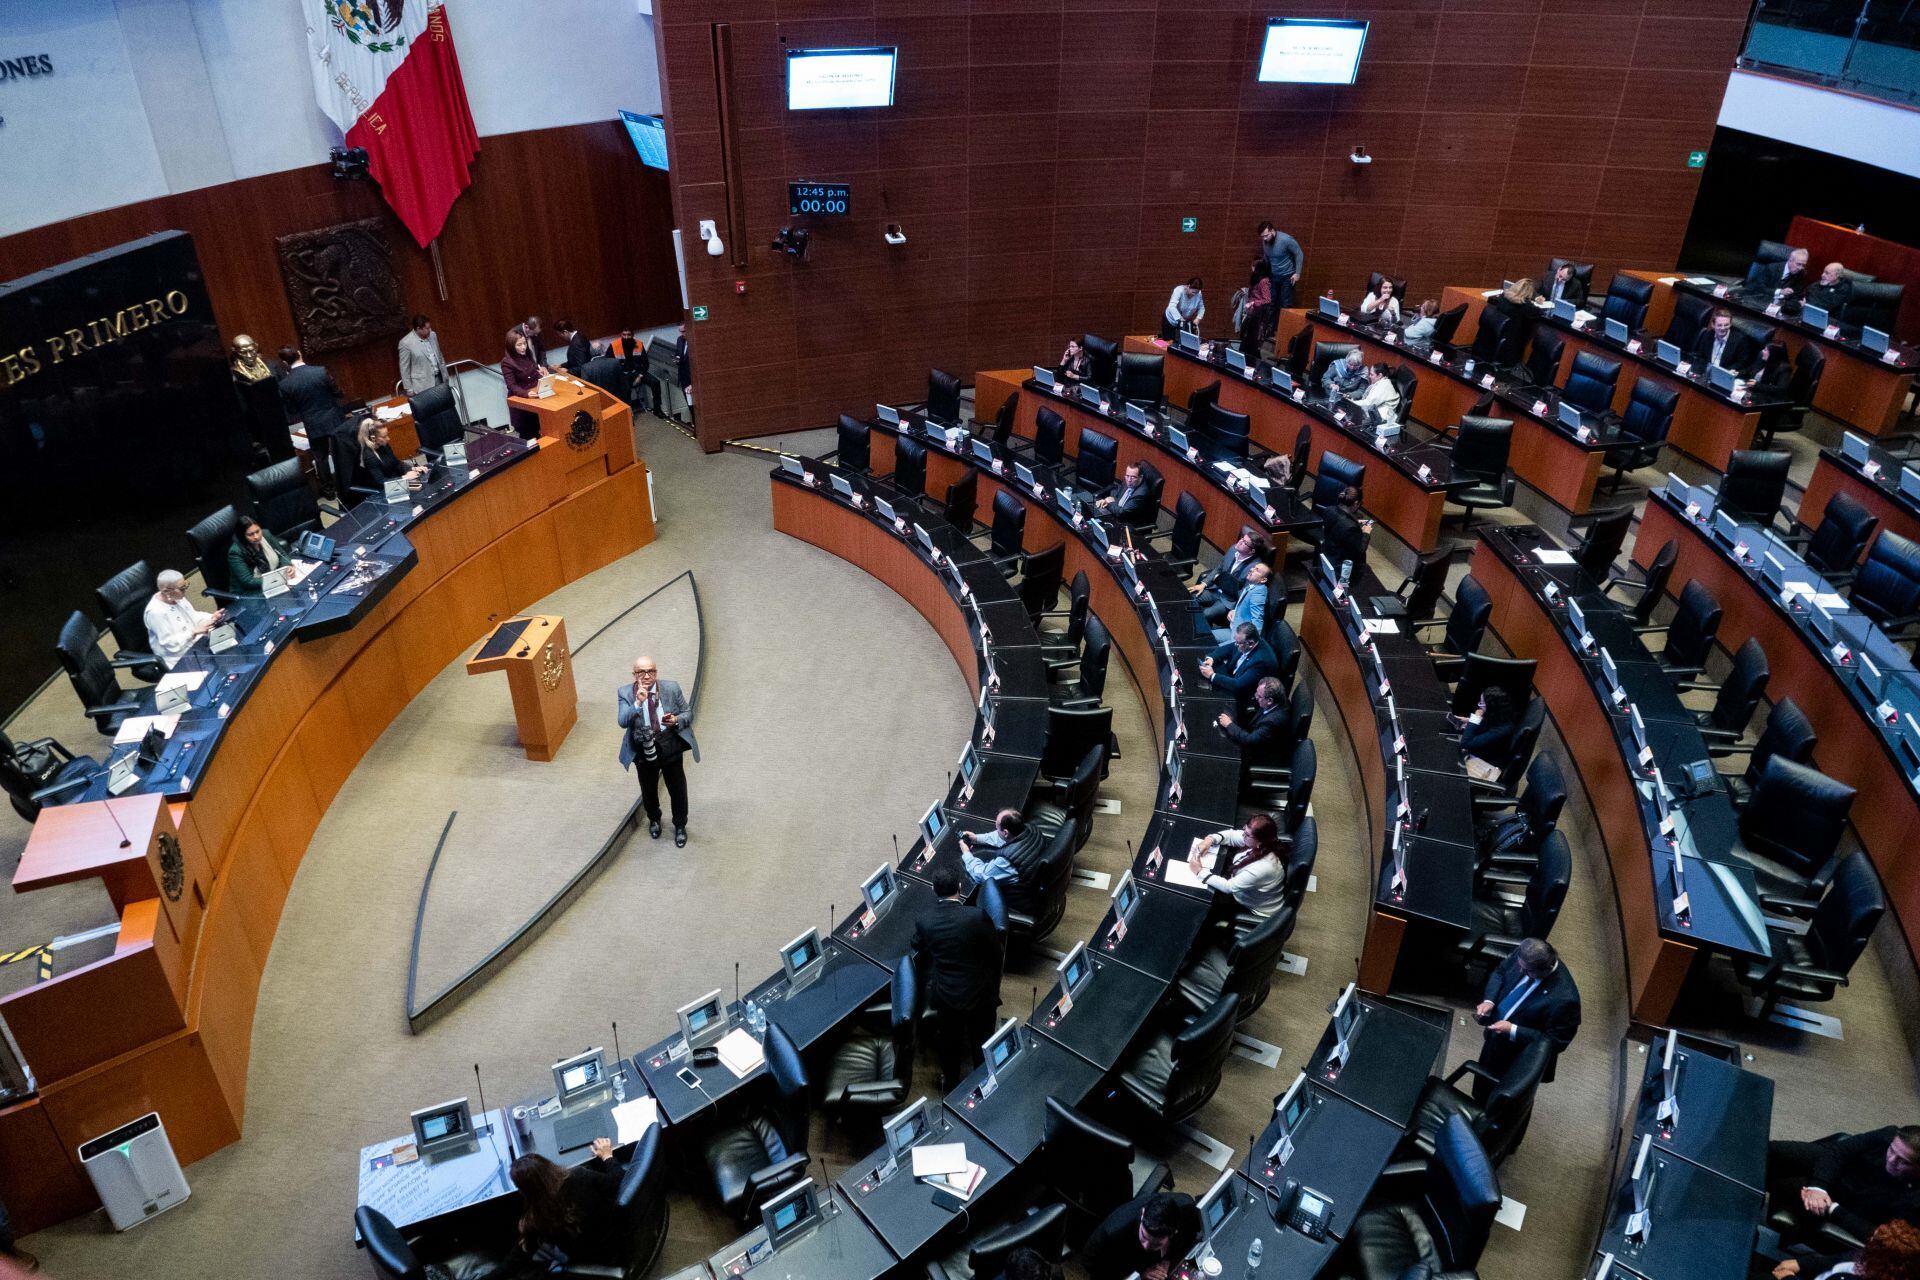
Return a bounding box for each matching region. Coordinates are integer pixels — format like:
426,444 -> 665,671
617,655 -> 697,846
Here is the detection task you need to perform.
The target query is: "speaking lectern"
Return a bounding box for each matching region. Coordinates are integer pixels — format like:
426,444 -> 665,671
465,616 -> 577,761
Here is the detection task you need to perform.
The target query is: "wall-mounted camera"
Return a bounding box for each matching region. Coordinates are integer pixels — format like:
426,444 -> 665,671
771,227 -> 811,260
330,146 -> 371,181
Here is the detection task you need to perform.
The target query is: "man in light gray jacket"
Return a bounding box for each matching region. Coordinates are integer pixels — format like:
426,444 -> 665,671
397,314 -> 446,396
617,654 -> 697,846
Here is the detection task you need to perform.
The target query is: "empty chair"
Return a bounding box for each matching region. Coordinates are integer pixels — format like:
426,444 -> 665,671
1849,530 -> 1920,640
1604,538 -> 1677,626
697,1022 -> 811,1217
1718,449 -> 1793,530
1664,292 -> 1715,352
1573,506 -> 1634,580
1032,407 -> 1067,467
1172,905 -> 1295,1021
1203,408 -> 1251,464
1737,755 -> 1855,906
1034,1099 -> 1171,1244
1344,1116 -> 1501,1280
1599,274 -> 1655,332
186,504 -> 242,599
1266,615 -> 1302,691
1469,305 -> 1525,367
1640,578 -> 1721,680
1152,491 -> 1207,577
1718,696 -> 1817,810
1399,548 -> 1454,624
927,368 -> 964,424
1030,743 -> 1104,850
1737,850 -> 1884,1018
1082,335 -> 1119,386
1184,380 -> 1221,436
941,470 -> 978,534
1792,491 -> 1878,582
1284,324 -> 1315,377
1421,575 -> 1492,675
821,954 -> 916,1122
93,561 -> 163,683
1039,705 -> 1113,789
835,414 -> 872,472
355,1205 -> 507,1280
1017,543 -> 1066,625
1395,1037 -> 1554,1171
1430,302 -> 1468,349
1561,350 -> 1621,419
1389,364 -> 1419,418
246,457 -> 326,542
1076,428 -> 1119,493
1117,352 -> 1164,405
1462,830 -> 1571,965
983,489 -> 1027,577
926,1203 -> 1069,1280
1695,636 -> 1770,746
1114,992 -> 1239,1127
1038,569 -> 1090,661
1051,616 -> 1111,708
2,731 -> 100,823
408,383 -> 465,451
1519,328 -> 1565,388
1444,416 -> 1515,528
1844,281 -> 1904,334
891,436 -> 929,503
1604,380 -> 1679,489
55,612 -> 141,736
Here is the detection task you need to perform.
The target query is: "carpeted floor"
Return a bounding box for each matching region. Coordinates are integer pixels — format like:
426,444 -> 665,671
7,406 -> 1917,1280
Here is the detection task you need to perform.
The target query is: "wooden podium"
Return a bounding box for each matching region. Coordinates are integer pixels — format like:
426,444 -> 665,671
466,616 -> 578,761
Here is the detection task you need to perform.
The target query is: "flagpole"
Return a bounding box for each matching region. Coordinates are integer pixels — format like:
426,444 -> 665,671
429,237 -> 449,302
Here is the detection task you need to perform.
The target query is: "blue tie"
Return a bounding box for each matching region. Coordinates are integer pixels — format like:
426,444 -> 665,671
1500,976 -> 1537,1022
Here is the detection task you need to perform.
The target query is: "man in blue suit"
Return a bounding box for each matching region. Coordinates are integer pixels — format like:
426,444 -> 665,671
1200,623 -> 1279,714
617,654 -> 698,846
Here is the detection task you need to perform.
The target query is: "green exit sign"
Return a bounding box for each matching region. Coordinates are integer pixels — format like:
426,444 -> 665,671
691,305 -> 709,321
1687,150 -> 1706,169
1181,217 -> 1197,233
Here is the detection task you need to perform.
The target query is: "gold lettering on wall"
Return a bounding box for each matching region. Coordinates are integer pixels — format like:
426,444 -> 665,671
3,291 -> 192,384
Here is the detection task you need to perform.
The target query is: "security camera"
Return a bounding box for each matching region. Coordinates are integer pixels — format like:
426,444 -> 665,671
1349,144 -> 1372,166
699,219 -> 725,258
771,227 -> 811,260
884,223 -> 907,247
329,146 -> 371,181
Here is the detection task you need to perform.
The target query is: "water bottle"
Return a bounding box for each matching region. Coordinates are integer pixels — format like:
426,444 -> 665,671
1246,1235 -> 1263,1271
612,1066 -> 627,1103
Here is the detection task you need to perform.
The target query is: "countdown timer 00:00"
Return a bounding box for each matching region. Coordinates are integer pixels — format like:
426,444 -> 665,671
789,183 -> 850,216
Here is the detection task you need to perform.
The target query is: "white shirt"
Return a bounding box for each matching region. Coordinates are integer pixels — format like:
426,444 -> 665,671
1359,375 -> 1400,426
1201,831 -> 1288,917
1165,285 -> 1205,327
144,593 -> 212,670
1360,293 -> 1400,325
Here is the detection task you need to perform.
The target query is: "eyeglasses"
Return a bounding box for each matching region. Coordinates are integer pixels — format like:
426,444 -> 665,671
634,667 -> 656,675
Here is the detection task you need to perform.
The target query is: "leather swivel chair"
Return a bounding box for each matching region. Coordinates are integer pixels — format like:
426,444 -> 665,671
1737,850 -> 1884,1018
1694,637 -> 1770,746
1172,904 -> 1295,1020
1718,449 -> 1793,532
1755,341 -> 1824,447
1311,341 -> 1360,390
1030,743 -> 1103,850
1283,816 -> 1319,908
1518,329 -> 1564,389
942,469 -> 978,534
1736,756 -> 1855,907
1290,423 -> 1313,493
1843,281 -> 1904,334
1005,825 -> 1079,954
1399,548 -> 1454,625
1076,428 -> 1119,493
1545,258 -> 1594,293
93,561 -> 164,683
186,504 -> 242,599
1342,1116 -> 1501,1280
1443,417 -> 1515,529
1718,697 -> 1816,810
1469,306 -> 1523,367
1151,491 -> 1207,577
1032,407 -> 1067,467
1115,992 -> 1240,1127
1604,381 -> 1678,489
1393,1037 -> 1554,1172
1462,831 -> 1570,965
1248,737 -> 1315,832
983,489 -> 1027,577
1430,302 -> 1468,350
1638,579 -> 1721,680
1123,461 -> 1165,530
1572,507 -> 1634,580
1204,408 -> 1252,465
1420,575 -> 1492,680
1082,335 -> 1119,386
927,1203 -> 1069,1280
1790,491 -> 1877,583
927,368 -> 964,424
1390,365 -> 1419,418
558,1125 -> 672,1279
1038,570 -> 1090,661
822,954 -> 917,1122
246,458 -> 326,543
835,415 -> 872,472
354,1205 -> 503,1280
1368,271 -> 1410,301
1039,707 -> 1113,789
891,436 -> 930,504
2,731 -> 100,822
1599,275 -> 1654,332
1117,352 -> 1164,405
1475,753 -> 1568,870
1050,616 -> 1110,709
1664,292 -> 1715,351
1035,1098 -> 1173,1245
1849,530 -> 1920,641
1605,538 -> 1677,626
1018,544 -> 1066,626
1184,380 -> 1221,437
697,1023 -> 812,1218
56,612 -> 142,736
1266,616 -> 1302,692
1313,451 -> 1367,515
408,383 -> 466,451
1561,350 -> 1621,420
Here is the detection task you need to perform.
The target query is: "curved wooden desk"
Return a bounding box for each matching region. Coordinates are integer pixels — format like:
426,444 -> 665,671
0,411 -> 653,1232
1799,445 -> 1920,563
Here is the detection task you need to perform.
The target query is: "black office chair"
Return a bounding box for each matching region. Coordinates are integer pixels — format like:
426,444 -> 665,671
1475,752 -> 1568,867
1717,696 -> 1817,810
1695,636 -> 1771,747
927,1204 -> 1070,1280
55,612 -> 142,737
891,436 -> 930,505
1469,305 -> 1524,368
1785,491 -> 1877,584
1637,578 -> 1721,680
1077,428 -> 1119,493
1751,238 -> 1800,269
927,368 -> 964,424
1604,380 -> 1679,490
1124,460 -> 1165,531
186,504 -> 242,600
2,731 -> 100,823
1172,903 -> 1295,1020
1756,342 -> 1825,446
1083,335 -> 1119,386
1184,380 -> 1221,436
1389,364 -> 1419,419
1420,574 -> 1492,679
1560,350 -> 1621,421
1848,530 -> 1920,643
1311,341 -> 1359,390
697,1022 -> 811,1219
1289,423 -> 1313,494
1443,416 -> 1515,531
354,1205 -> 505,1280
1283,815 -> 1319,908
1844,281 -> 1904,335
1430,302 -> 1468,351
1254,736 -> 1317,837
408,383 -> 466,451
1718,449 -> 1794,532
1664,292 -> 1715,352
942,469 -> 978,535
821,954 -> 916,1123
1737,850 -> 1884,1020
1003,824 -> 1077,954
1601,538 -> 1676,626
1032,407 -> 1067,468
834,414 -> 872,473
982,489 -> 1028,578
554,1126 -> 672,1280
1736,755 -> 1855,908
1151,491 -> 1207,578
1117,352 -> 1164,406
1462,830 -> 1570,966
1313,451 -> 1367,515
1599,274 -> 1654,332
1399,548 -> 1454,624
1342,1116 -> 1501,1280
1114,992 -> 1239,1129
1017,543 -> 1066,626
246,457 -> 328,543
1038,570 -> 1090,661
1392,1037 -> 1553,1173
93,561 -> 163,683
1285,324 -> 1315,378
1040,706 -> 1113,790
1035,1098 -> 1173,1246
1030,743 -> 1104,851
1051,616 -> 1111,708
1572,506 -> 1634,580
1545,257 -> 1594,294
1204,408 -> 1251,465
1517,328 -> 1564,389
1266,615 -> 1302,691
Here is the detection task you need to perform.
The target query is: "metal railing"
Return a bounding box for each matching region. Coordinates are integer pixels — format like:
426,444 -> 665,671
1740,0 -> 1920,106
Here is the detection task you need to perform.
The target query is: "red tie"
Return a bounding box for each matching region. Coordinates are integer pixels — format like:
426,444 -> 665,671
647,693 -> 659,732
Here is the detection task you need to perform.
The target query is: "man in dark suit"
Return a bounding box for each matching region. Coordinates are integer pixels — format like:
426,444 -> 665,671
617,654 -> 698,846
1474,937 -> 1580,1086
911,867 -> 1004,1086
1190,526 -> 1269,626
1321,485 -> 1373,574
557,319 -> 594,374
1083,1188 -> 1200,1280
1216,675 -> 1292,799
1802,262 -> 1855,319
1545,262 -> 1587,308
1748,246 -> 1810,300
1767,1125 -> 1920,1248
1092,461 -> 1156,528
1200,623 -> 1280,714
277,347 -> 350,497
675,323 -> 692,422
1687,310 -> 1756,374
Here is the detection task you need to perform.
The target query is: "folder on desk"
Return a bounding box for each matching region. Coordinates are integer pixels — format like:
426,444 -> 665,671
1162,858 -> 1206,889
716,1027 -> 765,1078
114,713 -> 180,746
910,1142 -> 969,1178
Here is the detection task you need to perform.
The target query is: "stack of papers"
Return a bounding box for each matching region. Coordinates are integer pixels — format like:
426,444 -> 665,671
114,713 -> 180,746
611,1097 -> 659,1144
374,404 -> 408,423
913,1144 -> 986,1200
156,671 -> 209,696
1362,618 -> 1400,636
1533,549 -> 1576,566
716,1027 -> 765,1078
1162,857 -> 1206,889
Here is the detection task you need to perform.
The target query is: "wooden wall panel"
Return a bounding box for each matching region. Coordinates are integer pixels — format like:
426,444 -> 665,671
656,0 -> 1740,450
0,943 -> 184,1082
38,1031 -> 239,1170
0,125 -> 681,402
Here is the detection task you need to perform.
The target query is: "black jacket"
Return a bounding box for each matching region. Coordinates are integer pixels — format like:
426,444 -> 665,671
1083,1188 -> 1199,1280
1803,278 -> 1853,318
1201,548 -> 1259,600
1771,1127 -> 1920,1241
1477,953 -> 1580,1082
1545,274 -> 1588,308
1219,699 -> 1292,770
1460,710 -> 1522,767
518,1153 -> 628,1267
279,363 -> 349,438
910,899 -> 1003,1017
1322,507 -> 1369,573
1098,476 -> 1157,527
565,332 -> 594,374
1687,326 -> 1756,374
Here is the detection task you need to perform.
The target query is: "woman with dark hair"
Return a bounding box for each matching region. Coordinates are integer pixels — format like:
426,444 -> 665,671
1461,684 -> 1524,781
1189,812 -> 1292,929
504,328 -> 544,440
1238,259 -> 1275,367
1749,339 -> 1794,395
227,514 -> 294,593
1058,337 -> 1091,384
509,1140 -> 629,1269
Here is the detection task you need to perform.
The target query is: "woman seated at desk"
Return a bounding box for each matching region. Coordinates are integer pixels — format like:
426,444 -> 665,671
352,419 -> 426,492
1058,338 -> 1091,384
1189,814 -> 1292,935
509,1141 -> 629,1271
1460,685 -> 1523,782
1358,277 -> 1401,327
227,515 -> 294,593
1355,361 -> 1401,427
1403,299 -> 1440,343
960,808 -> 1048,894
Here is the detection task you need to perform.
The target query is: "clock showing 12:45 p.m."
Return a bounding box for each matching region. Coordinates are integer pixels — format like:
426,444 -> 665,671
788,182 -> 850,216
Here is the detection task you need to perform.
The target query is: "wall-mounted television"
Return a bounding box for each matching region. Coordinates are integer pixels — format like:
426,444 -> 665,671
1257,18 -> 1369,85
620,110 -> 669,170
787,47 -> 897,110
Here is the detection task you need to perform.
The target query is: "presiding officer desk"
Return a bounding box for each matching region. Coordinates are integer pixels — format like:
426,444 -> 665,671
1,380 -> 653,1231
1471,522 -> 1770,1025
1633,486 -> 1920,977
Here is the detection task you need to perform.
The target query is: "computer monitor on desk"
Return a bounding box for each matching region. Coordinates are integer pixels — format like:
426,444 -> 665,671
1624,1133 -> 1657,1244
919,801 -> 947,851
1271,367 -> 1295,393
1198,1166 -> 1240,1243
552,1048 -> 609,1107
1167,424 -> 1189,453
876,404 -> 902,426
1177,329 -> 1203,354
780,928 -> 826,988
878,1098 -> 932,1179
983,1017 -> 1023,1092
677,989 -> 730,1052
1318,295 -> 1341,318
1325,983 -> 1361,1075
1707,363 -> 1737,393
1802,304 -> 1829,331
860,863 -> 898,917
1266,1070 -> 1310,1166
1031,365 -> 1056,390
410,1098 -> 478,1160
1652,1028 -> 1682,1130
1556,400 -> 1584,431
1552,298 -> 1577,322
1655,339 -> 1682,367
751,1179 -> 822,1266
1225,346 -> 1248,373
1605,318 -> 1630,344
1057,941 -> 1092,1005
1863,326 -> 1892,354
1901,466 -> 1920,501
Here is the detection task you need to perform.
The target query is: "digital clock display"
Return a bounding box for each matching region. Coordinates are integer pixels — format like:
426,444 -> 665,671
789,182 -> 851,216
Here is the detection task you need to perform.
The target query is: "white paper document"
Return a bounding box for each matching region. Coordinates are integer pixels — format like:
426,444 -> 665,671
114,713 -> 181,746
611,1097 -> 660,1144
910,1142 -> 969,1178
1533,549 -> 1576,565
1361,618 -> 1401,636
715,1027 -> 765,1078
156,671 -> 209,694
1162,858 -> 1206,889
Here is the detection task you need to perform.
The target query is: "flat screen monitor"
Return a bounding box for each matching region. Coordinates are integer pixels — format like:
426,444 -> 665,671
919,801 -> 945,849
1803,303 -> 1829,330
677,989 -> 729,1050
1057,940 -> 1091,996
1327,982 -> 1359,1069
1112,870 -> 1141,924
1863,326 -> 1891,354
914,524 -> 936,556
1552,297 -> 1576,322
1225,345 -> 1248,372
883,1098 -> 930,1162
1257,18 -> 1370,85
861,862 -> 897,913
1198,1167 -> 1238,1238
1557,399 -> 1584,430
1272,367 -> 1294,392
876,403 -> 901,425
619,110 -> 668,170
1842,431 -> 1872,464
1707,363 -> 1737,392
1655,339 -> 1682,367
410,1097 -> 474,1157
1626,1133 -> 1656,1240
1167,425 -> 1189,452
970,437 -> 994,464
760,1178 -> 821,1252
781,928 -> 824,982
984,1017 -> 1022,1080
829,472 -> 854,501
1125,402 -> 1152,429
1317,295 -> 1341,318
1605,317 -> 1629,343
1177,328 -> 1203,352
552,1048 -> 607,1105
787,48 -> 896,110
1267,1070 -> 1309,1164
1902,467 -> 1920,500
1031,364 -> 1056,388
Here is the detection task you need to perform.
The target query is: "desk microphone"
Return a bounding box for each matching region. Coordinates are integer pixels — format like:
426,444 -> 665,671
475,1062 -> 508,1185
1031,985 -> 1039,1016
101,797 -> 134,850
734,961 -> 742,1005
611,1021 -> 624,1078
891,834 -> 901,866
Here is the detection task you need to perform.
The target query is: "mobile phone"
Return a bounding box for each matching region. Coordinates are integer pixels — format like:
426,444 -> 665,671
676,1067 -> 701,1088
930,1188 -> 966,1214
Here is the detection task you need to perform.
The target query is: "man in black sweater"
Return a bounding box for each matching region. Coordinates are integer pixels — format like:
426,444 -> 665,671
1768,1125 -> 1920,1248
910,868 -> 1004,1086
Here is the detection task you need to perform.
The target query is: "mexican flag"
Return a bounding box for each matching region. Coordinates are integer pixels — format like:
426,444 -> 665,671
305,0 -> 481,247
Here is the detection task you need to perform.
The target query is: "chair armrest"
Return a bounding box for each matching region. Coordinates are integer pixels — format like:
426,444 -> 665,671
1055,695 -> 1102,709
843,1081 -> 908,1102
926,1263 -> 957,1280
85,699 -> 141,718
1006,908 -> 1038,932
1481,867 -> 1530,889
30,771 -> 100,802
1630,623 -> 1669,636
109,651 -> 158,669
1444,1059 -> 1503,1088
1759,890 -> 1821,918
1473,932 -> 1526,962
1140,1162 -> 1174,1195
1247,764 -> 1290,779
1379,1156 -> 1428,1181
745,1153 -> 811,1202
555,1266 -> 624,1280
19,736 -> 72,760
1429,655 -> 1465,681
